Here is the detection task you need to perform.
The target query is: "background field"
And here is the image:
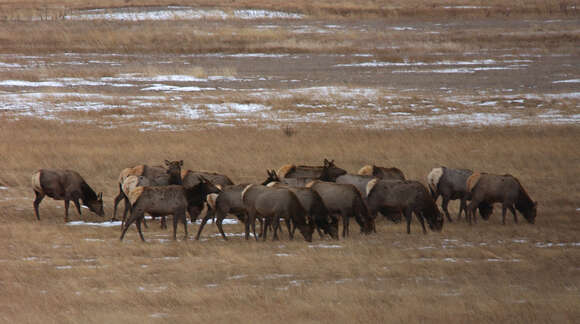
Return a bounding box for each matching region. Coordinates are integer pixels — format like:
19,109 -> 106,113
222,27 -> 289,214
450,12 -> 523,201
0,1 -> 579,323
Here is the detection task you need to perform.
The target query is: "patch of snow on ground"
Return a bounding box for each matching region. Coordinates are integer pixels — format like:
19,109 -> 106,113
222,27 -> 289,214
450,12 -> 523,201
308,244 -> 343,249
67,221 -> 121,227
553,79 -> 580,84
67,8 -> 303,21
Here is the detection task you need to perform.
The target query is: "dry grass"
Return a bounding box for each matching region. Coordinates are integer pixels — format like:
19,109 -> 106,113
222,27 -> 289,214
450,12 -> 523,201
0,1 -> 579,322
0,120 -> 579,323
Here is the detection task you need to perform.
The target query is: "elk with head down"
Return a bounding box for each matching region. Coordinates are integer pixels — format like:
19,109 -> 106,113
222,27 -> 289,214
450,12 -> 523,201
427,166 -> 473,222
266,173 -> 339,240
195,170 -> 279,240
242,183 -> 314,242
465,172 -> 537,225
366,179 -> 444,234
306,180 -> 374,238
32,168 -> 104,222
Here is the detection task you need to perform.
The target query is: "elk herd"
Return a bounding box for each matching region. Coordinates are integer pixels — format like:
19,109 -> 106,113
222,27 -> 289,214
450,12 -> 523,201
30,158 -> 537,243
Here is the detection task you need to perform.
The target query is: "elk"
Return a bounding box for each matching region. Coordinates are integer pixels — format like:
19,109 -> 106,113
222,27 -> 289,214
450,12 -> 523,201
32,169 -> 104,222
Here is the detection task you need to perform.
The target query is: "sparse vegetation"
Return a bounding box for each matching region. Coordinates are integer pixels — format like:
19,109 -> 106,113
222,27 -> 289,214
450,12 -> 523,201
0,0 -> 579,323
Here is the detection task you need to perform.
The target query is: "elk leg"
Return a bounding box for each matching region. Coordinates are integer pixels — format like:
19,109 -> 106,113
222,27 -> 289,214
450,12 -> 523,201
416,211 -> 427,234
182,210 -> 188,240
121,196 -> 131,225
262,217 -> 269,241
508,205 -> 518,224
33,191 -> 45,221
252,215 -> 258,241
441,197 -> 452,223
342,212 -> 349,238
272,217 -> 280,241
244,211 -> 254,240
73,199 -> 82,217
465,203 -> 471,224
217,213 -> 229,241
285,217 -> 293,240
112,189 -> 125,222
172,214 -> 178,240
404,207 -> 412,234
195,212 -> 212,240
136,217 -> 146,242
458,198 -> 466,220
160,216 -> 167,230
501,206 -> 507,225
64,200 -> 70,223
120,211 -> 138,241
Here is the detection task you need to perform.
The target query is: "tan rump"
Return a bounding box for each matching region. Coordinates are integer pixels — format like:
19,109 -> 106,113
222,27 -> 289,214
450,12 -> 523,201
277,164 -> 295,179
365,178 -> 379,197
206,193 -> 219,210
31,170 -> 43,194
118,165 -> 146,183
241,184 -> 254,201
305,180 -> 318,188
121,175 -> 141,196
427,167 -> 444,193
466,172 -> 482,193
128,186 -> 145,205
358,165 -> 373,176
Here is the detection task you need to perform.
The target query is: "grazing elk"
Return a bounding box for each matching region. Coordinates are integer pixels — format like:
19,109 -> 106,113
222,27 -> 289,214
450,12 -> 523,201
358,165 -> 406,181
32,169 -> 104,222
366,179 -> 444,234
242,184 -> 314,242
120,176 -> 221,242
465,172 -> 537,225
195,170 -> 280,240
336,173 -> 403,223
277,158 -> 347,186
267,179 -> 339,240
427,166 -> 473,222
112,160 -> 183,222
306,180 -> 374,237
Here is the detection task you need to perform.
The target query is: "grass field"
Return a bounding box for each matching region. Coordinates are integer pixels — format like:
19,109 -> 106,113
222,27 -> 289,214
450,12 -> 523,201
0,1 -> 579,323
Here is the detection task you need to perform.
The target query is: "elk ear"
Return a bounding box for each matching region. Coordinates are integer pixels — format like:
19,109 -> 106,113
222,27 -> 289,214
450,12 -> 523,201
179,160 -> 184,167
98,192 -> 103,200
164,160 -> 170,166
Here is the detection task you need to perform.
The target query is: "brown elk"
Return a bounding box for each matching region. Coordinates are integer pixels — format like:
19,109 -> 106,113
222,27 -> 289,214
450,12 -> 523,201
427,167 -> 473,222
358,165 -> 406,181
306,180 -> 374,237
195,170 -> 279,240
112,160 -> 183,224
32,169 -> 104,222
120,176 -> 221,242
465,172 -> 537,225
366,179 -> 444,234
242,184 -> 314,242
181,169 -> 233,223
267,178 -> 339,240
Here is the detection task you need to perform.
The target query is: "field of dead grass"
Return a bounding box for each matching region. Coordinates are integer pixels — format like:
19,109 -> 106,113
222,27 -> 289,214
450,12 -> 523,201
0,0 -> 579,323
0,122 -> 579,323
